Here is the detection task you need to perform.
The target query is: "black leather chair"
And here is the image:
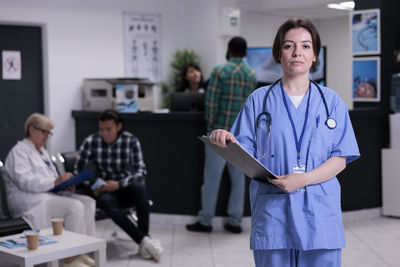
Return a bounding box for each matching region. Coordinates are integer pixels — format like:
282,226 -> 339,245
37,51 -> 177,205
59,151 -> 109,220
60,151 -> 80,174
0,160 -> 31,237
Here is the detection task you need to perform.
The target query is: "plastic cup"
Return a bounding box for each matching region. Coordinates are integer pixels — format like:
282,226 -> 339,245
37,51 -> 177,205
25,232 -> 39,250
51,218 -> 64,235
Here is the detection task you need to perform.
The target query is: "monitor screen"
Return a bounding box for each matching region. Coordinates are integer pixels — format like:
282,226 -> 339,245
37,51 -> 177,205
244,46 -> 326,86
169,92 -> 205,112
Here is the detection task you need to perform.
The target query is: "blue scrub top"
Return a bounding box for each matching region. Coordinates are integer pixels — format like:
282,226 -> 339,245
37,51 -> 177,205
231,82 -> 360,251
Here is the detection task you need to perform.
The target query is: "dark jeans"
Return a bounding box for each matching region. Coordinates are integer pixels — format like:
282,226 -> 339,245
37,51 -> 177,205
97,182 -> 149,244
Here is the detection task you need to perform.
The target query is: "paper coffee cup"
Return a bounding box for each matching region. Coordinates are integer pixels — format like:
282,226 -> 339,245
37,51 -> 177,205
51,218 -> 64,235
25,232 -> 39,250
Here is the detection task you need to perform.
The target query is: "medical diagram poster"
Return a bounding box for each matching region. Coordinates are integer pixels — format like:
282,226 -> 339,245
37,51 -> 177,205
350,9 -> 380,55
123,12 -> 161,83
352,57 -> 380,102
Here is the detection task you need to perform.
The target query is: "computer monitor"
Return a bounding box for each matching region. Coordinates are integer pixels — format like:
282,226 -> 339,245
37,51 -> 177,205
244,46 -> 326,86
169,92 -> 205,112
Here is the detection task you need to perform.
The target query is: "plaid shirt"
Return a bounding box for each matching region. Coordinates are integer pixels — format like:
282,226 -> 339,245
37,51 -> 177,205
205,57 -> 257,132
74,131 -> 147,187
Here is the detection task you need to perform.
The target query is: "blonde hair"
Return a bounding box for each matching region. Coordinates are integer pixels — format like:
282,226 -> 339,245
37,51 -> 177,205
24,113 -> 54,137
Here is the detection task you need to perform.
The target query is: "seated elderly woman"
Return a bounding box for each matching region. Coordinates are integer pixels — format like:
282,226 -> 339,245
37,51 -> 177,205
3,113 -> 96,267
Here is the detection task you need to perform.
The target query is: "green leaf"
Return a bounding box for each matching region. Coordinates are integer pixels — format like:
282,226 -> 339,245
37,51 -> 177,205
170,49 -> 200,92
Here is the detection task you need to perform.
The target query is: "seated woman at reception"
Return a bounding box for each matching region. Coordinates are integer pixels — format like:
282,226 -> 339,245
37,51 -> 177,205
3,113 -> 96,267
180,63 -> 206,93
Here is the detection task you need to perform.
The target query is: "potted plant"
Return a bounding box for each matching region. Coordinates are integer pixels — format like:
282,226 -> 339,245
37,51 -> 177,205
160,49 -> 201,108
170,49 -> 200,92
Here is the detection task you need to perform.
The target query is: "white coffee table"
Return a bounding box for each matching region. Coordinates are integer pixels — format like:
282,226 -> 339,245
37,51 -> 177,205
0,228 -> 106,267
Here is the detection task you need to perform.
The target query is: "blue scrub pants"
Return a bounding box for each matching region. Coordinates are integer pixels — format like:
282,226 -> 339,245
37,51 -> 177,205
253,249 -> 341,267
198,144 -> 245,226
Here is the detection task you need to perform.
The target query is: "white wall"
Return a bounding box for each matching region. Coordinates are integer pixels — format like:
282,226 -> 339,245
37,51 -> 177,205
0,0 -> 353,154
315,17 -> 353,109
241,12 -> 285,48
240,13 -> 352,108
0,0 -> 187,153
184,1 -> 220,79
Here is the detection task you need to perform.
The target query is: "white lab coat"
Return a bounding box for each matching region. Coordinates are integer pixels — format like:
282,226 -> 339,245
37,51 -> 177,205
3,139 -> 95,234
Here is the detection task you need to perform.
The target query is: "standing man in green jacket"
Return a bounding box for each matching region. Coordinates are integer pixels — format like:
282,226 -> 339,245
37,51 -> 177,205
187,36 -> 257,233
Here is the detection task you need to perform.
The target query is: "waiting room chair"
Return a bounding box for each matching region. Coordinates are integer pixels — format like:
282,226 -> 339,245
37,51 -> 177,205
0,160 -> 31,236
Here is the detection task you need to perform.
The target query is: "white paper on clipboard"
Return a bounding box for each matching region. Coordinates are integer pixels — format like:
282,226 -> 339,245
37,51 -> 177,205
199,136 -> 277,180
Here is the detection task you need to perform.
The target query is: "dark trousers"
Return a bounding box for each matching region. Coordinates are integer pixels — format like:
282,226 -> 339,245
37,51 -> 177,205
97,182 -> 149,244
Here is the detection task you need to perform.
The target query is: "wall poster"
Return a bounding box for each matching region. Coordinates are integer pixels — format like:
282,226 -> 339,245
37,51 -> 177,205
352,57 -> 380,102
350,9 -> 380,55
123,12 -> 161,82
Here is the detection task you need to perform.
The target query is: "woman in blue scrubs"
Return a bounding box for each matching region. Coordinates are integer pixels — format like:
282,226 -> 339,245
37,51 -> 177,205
209,18 -> 360,267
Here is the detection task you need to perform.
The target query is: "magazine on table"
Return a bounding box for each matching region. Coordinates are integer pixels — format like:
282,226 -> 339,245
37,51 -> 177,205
0,230 -> 57,248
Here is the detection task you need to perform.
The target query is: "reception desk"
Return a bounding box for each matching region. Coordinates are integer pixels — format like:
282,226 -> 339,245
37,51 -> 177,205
72,110 -> 252,216
72,108 -> 388,215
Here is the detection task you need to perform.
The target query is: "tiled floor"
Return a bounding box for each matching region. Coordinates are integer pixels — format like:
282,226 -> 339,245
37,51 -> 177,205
96,217 -> 254,267
3,212 -> 400,266
97,214 -> 400,267
342,216 -> 400,267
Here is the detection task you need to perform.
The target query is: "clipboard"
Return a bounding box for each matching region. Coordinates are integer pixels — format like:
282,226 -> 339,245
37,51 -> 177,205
49,170 -> 96,192
199,136 -> 277,180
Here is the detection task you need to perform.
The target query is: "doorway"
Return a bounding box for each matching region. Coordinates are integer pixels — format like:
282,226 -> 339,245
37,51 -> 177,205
0,24 -> 44,159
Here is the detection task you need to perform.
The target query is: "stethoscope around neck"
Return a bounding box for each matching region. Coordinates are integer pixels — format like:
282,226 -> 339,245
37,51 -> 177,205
256,78 -> 337,159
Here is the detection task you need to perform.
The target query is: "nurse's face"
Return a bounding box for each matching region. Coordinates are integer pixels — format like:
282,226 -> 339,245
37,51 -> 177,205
279,27 -> 316,77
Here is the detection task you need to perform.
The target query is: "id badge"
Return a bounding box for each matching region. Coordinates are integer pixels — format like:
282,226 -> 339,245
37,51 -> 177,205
293,165 -> 306,173
293,165 -> 306,192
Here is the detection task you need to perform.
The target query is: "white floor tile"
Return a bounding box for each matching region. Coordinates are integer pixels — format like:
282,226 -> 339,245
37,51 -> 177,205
93,214 -> 400,267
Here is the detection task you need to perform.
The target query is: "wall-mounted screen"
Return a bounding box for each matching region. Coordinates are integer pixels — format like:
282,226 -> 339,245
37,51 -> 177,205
244,46 -> 326,86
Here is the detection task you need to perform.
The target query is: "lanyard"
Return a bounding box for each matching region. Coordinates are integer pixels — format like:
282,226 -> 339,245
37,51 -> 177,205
280,80 -> 311,167
40,152 -> 59,177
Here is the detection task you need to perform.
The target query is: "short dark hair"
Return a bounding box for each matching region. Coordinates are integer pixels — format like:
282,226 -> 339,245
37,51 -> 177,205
272,18 -> 321,66
98,109 -> 123,125
228,36 -> 247,57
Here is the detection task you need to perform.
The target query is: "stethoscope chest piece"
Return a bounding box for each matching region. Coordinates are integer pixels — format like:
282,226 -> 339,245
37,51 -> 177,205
326,118 -> 337,129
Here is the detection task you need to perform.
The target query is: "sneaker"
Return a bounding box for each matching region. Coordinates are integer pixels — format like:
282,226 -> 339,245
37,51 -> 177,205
80,254 -> 95,266
186,221 -> 212,233
140,236 -> 163,262
224,223 -> 242,234
64,257 -> 91,267
139,239 -> 152,260
150,238 -> 163,261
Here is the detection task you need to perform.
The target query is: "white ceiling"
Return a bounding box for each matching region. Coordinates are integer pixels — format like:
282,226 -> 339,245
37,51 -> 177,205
236,0 -> 352,19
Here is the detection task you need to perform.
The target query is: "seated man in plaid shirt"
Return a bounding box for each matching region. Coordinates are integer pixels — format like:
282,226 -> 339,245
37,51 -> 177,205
74,109 -> 163,262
